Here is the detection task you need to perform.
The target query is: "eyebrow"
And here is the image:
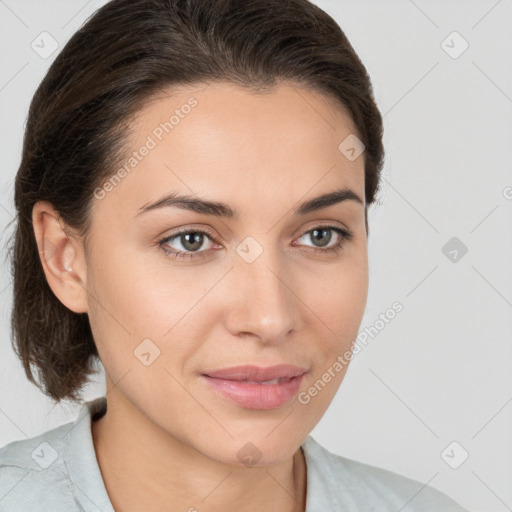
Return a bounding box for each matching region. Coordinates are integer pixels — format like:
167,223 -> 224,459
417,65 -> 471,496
135,187 -> 363,219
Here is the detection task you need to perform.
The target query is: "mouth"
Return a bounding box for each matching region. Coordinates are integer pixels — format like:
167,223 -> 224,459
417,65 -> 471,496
200,364 -> 308,410
202,364 -> 307,381
241,377 -> 294,385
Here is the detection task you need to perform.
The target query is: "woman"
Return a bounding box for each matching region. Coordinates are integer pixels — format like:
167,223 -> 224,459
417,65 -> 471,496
0,0 -> 468,510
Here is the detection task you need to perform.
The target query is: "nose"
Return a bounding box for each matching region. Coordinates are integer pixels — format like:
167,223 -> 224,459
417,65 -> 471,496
224,244 -> 302,344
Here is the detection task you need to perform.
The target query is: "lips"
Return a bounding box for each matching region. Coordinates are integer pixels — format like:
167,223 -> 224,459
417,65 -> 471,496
203,364 -> 307,382
201,364 -> 308,409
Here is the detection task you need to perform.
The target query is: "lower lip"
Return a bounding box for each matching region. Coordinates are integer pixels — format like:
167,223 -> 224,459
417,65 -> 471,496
201,373 -> 306,410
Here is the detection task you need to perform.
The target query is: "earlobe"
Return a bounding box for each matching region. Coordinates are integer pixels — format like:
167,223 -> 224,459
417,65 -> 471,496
32,200 -> 89,314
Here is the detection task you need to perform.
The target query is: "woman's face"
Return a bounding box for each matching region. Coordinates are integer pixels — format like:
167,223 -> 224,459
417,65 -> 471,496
85,80 -> 368,465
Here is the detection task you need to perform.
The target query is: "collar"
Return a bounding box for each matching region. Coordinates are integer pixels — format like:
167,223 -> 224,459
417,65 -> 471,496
62,396 -> 113,512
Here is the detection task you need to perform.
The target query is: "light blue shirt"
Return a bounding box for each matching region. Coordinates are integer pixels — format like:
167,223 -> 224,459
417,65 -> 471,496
0,396 -> 469,511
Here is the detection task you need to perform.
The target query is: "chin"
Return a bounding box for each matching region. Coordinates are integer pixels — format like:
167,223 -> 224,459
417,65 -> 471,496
196,430 -> 303,468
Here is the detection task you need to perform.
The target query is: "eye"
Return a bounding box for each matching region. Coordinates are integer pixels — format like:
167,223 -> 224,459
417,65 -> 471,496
293,225 -> 353,255
157,225 -> 353,261
158,228 -> 217,260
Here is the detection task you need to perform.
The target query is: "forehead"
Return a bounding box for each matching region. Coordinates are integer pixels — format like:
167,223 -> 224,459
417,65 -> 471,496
95,80 -> 365,222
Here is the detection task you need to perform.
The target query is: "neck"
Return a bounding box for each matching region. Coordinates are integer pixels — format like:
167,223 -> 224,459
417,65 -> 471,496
91,390 -> 307,512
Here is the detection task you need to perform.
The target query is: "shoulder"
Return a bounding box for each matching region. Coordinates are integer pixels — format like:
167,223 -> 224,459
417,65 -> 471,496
0,396 -> 109,512
0,413 -> 85,511
0,421 -> 80,511
301,436 -> 469,511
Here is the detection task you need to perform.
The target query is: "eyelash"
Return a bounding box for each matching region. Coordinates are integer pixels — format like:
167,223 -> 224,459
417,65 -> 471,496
157,225 -> 353,261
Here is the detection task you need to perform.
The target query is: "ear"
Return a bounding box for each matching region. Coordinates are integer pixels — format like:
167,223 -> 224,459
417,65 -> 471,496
32,200 -> 89,314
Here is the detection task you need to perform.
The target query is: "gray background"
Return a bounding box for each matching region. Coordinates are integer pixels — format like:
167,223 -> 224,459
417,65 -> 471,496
1,1 -> 511,510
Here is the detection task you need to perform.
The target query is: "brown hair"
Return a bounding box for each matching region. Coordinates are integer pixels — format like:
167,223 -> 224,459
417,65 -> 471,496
7,0 -> 384,404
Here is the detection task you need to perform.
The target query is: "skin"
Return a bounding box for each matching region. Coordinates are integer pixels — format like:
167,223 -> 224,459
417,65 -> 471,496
32,80 -> 368,512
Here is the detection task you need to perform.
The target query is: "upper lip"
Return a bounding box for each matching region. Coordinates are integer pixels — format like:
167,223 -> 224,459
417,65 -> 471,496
203,364 -> 307,381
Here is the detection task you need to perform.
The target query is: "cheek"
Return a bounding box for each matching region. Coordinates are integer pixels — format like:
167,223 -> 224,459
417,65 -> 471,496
86,236 -> 204,331
300,248 -> 368,394
296,261 -> 368,419
309,253 -> 368,337
85,243 -> 218,375
330,266 -> 368,335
